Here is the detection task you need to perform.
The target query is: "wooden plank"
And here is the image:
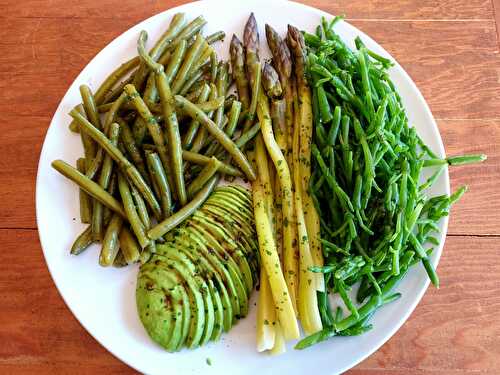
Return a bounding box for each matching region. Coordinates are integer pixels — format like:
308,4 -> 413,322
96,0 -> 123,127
493,0 -> 500,48
297,0 -> 494,20
0,229 -> 134,374
353,235 -> 500,373
1,20 -> 498,119
5,116 -> 497,233
0,0 -> 493,20
1,230 -> 498,373
441,119 -> 500,236
350,20 -> 500,119
0,17 -> 140,74
0,116 -> 46,229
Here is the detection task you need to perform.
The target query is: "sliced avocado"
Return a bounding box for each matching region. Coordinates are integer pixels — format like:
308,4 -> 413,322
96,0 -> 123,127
184,224 -> 242,325
201,201 -> 260,288
142,259 -> 190,351
210,191 -> 254,217
151,252 -> 206,349
207,278 -> 224,341
217,185 -> 252,204
201,203 -> 255,240
161,246 -> 215,347
193,211 -> 253,296
167,229 -> 234,333
137,262 -> 186,352
143,257 -> 191,351
189,219 -> 247,319
204,197 -> 254,229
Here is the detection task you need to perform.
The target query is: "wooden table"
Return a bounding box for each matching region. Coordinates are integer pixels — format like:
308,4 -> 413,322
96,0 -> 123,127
1,0 -> 499,373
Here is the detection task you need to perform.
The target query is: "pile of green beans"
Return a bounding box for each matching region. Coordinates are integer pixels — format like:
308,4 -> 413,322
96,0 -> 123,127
53,13 -> 259,267
296,17 -> 486,349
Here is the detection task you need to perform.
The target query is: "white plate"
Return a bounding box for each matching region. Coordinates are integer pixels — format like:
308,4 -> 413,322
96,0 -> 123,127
36,0 -> 450,374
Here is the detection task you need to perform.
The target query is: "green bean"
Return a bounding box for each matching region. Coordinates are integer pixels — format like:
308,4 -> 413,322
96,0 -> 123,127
336,279 -> 359,319
182,83 -> 211,149
130,183 -> 151,229
165,39 -> 187,84
104,91 -> 128,131
95,56 -> 141,104
447,154 -> 486,166
182,151 -> 242,177
168,15 -> 206,51
119,227 -> 141,264
206,31 -> 225,44
210,49 -> 218,83
123,84 -> 173,193
187,157 -> 222,198
70,109 -> 162,219
153,66 -> 187,205
70,226 -> 95,255
92,122 -> 120,241
234,122 -> 261,149
148,176 -> 218,240
174,95 -> 256,180
317,84 -> 333,123
179,67 -> 207,96
102,173 -> 117,226
116,118 -> 149,182
132,13 -> 187,90
327,106 -> 341,146
146,152 -> 173,219
76,158 -> 92,223
99,213 -> 124,267
68,56 -> 140,132
52,160 -> 126,218
101,75 -> 134,105
172,33 -> 206,94
80,85 -> 103,131
75,104 -> 97,164
117,173 -> 150,249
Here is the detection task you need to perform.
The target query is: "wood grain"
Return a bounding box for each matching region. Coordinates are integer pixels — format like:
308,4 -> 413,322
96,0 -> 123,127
1,231 -> 499,374
2,116 -> 497,234
0,0 -> 493,20
1,0 -> 499,374
2,19 -> 498,119
296,0 -> 495,20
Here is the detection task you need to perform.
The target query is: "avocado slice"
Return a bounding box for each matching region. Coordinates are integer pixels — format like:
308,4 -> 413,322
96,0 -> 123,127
188,219 -> 246,318
217,185 -> 252,205
137,262 -> 186,352
206,278 -> 224,341
166,228 -> 234,333
160,245 -> 215,347
151,253 -> 206,349
184,224 -> 242,324
190,214 -> 249,317
200,205 -> 259,288
192,211 -> 253,297
142,259 -> 191,351
210,191 -> 254,217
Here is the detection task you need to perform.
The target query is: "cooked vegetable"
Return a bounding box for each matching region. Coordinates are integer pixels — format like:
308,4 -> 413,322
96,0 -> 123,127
174,95 -> 256,180
137,186 -> 259,351
298,16 -> 486,348
52,160 -> 126,218
148,176 -> 218,240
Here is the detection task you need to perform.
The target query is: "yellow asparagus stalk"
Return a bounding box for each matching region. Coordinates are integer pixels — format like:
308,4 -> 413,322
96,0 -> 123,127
256,267 -> 276,352
292,78 -> 323,335
270,321 -> 286,355
257,91 -> 298,314
252,177 -> 300,340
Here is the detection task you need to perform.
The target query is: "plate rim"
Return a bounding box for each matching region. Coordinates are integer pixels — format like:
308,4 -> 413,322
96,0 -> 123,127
35,0 -> 450,374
